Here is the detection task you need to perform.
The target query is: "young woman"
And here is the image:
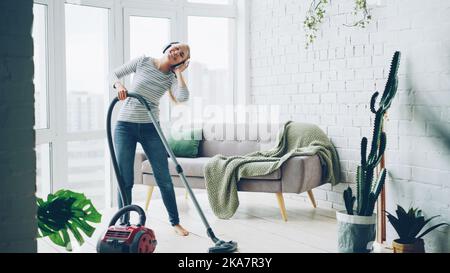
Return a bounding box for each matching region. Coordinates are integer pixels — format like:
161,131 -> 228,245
111,42 -> 190,236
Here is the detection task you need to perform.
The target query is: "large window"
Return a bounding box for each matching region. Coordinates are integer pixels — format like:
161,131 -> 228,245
188,16 -> 234,108
65,4 -> 109,133
33,0 -> 241,210
63,4 -> 110,209
33,1 -> 112,210
176,4 -> 237,126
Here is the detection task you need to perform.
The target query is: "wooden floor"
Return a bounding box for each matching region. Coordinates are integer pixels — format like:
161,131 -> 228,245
37,189 -> 338,253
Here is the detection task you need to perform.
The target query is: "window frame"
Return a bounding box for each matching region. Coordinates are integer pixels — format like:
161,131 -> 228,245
33,0 -> 247,209
33,0 -> 114,207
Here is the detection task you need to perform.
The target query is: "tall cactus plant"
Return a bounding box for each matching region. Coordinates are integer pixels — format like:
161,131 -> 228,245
343,51 -> 401,216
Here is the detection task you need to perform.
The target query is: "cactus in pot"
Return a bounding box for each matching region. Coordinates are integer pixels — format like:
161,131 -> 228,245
343,51 -> 400,216
337,51 -> 400,253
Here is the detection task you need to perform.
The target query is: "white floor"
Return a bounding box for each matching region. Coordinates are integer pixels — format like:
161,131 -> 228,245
37,188 -> 339,253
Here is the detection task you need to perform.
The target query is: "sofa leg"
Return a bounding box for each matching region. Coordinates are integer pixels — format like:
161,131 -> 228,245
307,190 -> 317,208
275,192 -> 288,222
145,186 -> 154,211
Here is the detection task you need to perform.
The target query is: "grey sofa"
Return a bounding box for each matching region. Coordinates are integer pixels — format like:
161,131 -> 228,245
133,124 -> 324,221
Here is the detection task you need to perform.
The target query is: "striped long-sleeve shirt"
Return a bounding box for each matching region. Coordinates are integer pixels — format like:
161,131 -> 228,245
111,55 -> 189,123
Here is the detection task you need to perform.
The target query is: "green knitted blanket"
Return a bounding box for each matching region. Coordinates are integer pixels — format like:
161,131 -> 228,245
203,121 -> 341,219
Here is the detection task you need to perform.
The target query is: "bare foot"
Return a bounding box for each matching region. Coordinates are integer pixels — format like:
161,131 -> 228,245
173,224 -> 189,236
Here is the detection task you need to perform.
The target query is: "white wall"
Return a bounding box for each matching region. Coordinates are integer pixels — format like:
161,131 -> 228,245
250,0 -> 449,252
0,0 -> 37,252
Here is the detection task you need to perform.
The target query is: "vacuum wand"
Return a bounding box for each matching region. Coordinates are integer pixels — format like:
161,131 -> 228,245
125,93 -> 237,253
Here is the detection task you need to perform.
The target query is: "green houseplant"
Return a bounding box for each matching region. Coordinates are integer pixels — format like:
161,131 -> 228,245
37,189 -> 102,251
387,205 -> 449,253
336,51 -> 401,253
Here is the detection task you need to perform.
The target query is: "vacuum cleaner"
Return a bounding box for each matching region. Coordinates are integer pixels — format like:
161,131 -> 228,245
96,205 -> 157,253
97,93 -> 159,253
98,92 -> 237,253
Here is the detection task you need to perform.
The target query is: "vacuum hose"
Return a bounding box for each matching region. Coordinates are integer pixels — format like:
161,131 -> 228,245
106,97 -> 128,212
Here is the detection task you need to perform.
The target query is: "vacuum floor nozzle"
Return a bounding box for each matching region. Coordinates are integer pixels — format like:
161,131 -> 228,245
208,240 -> 238,253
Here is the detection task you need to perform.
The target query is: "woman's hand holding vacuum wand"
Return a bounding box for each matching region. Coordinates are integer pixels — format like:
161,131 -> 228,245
114,82 -> 128,101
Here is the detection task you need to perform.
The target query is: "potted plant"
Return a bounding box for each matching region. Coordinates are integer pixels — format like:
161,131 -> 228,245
37,189 -> 102,251
337,51 -> 401,253
386,205 -> 449,253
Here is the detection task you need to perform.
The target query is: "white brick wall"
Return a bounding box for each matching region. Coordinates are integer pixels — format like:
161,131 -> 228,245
0,0 -> 37,252
250,0 -> 450,252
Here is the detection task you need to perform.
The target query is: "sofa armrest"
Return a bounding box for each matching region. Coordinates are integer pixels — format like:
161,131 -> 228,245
134,152 -> 147,185
281,155 -> 322,193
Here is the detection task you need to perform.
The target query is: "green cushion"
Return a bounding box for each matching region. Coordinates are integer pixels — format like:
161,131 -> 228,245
167,129 -> 202,158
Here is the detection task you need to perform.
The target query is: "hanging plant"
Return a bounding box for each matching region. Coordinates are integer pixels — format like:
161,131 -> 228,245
344,0 -> 372,28
303,0 -> 329,49
304,0 -> 373,48
37,189 -> 102,251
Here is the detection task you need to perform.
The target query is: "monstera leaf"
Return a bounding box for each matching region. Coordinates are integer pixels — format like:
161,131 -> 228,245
37,190 -> 102,251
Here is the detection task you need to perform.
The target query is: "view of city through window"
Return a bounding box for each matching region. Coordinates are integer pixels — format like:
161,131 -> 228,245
174,16 -> 233,125
63,4 -> 109,209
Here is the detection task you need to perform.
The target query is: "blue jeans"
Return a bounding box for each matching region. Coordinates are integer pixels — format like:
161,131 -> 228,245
114,121 -> 180,226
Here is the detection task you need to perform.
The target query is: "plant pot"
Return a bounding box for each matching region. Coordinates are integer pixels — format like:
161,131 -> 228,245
392,239 -> 425,253
336,211 -> 377,253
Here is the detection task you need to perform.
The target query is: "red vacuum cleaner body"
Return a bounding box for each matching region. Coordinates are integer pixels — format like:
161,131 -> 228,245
97,205 -> 157,253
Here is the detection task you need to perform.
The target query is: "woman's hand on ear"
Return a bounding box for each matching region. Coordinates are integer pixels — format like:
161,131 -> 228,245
173,59 -> 190,74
